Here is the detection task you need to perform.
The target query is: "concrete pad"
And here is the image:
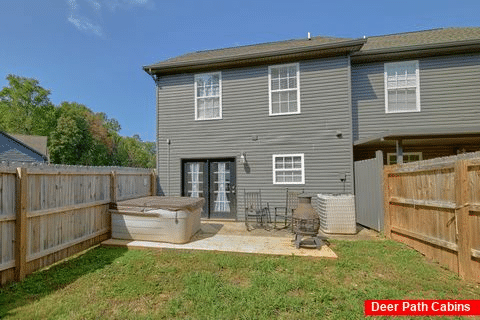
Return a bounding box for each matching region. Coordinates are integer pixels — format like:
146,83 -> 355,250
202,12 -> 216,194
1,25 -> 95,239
102,221 -> 337,258
102,236 -> 337,258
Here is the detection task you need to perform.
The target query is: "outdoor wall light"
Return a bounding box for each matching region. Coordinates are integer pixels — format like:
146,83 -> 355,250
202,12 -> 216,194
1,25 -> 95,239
240,152 -> 247,164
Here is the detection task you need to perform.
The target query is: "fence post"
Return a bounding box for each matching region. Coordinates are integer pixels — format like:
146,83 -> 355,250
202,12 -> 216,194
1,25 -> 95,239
455,159 -> 473,280
151,169 -> 157,196
109,171 -> 117,237
375,150 -> 385,231
383,167 -> 392,238
110,171 -> 117,204
15,167 -> 27,281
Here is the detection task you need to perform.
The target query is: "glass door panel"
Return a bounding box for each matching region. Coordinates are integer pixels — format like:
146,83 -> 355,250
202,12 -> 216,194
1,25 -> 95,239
183,161 -> 208,218
210,161 -> 235,219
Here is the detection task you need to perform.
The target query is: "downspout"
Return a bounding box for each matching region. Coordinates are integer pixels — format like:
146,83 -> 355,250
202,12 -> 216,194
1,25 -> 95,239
151,68 -> 160,196
155,78 -> 160,195
167,138 -> 171,195
346,54 -> 354,195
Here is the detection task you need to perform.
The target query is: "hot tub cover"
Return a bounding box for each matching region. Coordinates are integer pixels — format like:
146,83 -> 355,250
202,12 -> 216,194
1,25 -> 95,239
114,196 -> 205,212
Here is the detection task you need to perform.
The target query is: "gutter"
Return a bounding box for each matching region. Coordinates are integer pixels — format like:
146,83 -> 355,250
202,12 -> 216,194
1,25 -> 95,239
143,38 -> 367,76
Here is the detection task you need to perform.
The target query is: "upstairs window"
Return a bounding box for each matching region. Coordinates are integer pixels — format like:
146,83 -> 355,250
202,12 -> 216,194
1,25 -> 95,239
384,60 -> 420,113
387,152 -> 422,165
273,154 -> 305,184
269,63 -> 300,115
195,72 -> 222,120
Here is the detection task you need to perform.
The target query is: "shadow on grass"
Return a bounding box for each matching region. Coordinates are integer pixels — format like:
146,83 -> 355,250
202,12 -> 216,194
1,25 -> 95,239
0,245 -> 128,318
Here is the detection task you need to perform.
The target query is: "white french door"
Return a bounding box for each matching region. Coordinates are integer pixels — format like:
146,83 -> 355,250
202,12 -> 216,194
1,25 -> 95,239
183,159 -> 236,219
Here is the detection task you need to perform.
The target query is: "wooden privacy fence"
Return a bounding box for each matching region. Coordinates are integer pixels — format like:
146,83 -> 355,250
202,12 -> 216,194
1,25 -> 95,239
0,164 -> 156,285
384,153 -> 480,283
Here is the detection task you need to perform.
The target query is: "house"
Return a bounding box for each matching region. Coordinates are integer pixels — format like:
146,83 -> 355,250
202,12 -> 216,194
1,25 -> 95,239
143,27 -> 480,221
0,131 -> 49,163
10,133 -> 50,162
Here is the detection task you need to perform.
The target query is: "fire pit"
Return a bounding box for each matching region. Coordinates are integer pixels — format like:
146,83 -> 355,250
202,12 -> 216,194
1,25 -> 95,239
292,194 -> 323,249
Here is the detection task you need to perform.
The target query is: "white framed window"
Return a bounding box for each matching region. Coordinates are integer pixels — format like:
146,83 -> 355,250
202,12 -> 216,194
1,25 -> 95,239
384,60 -> 420,113
273,154 -> 305,184
387,152 -> 422,165
194,72 -> 222,120
268,63 -> 300,116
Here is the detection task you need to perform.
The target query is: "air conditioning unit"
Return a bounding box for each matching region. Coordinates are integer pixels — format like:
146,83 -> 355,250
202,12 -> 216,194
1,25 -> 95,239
313,194 -> 356,234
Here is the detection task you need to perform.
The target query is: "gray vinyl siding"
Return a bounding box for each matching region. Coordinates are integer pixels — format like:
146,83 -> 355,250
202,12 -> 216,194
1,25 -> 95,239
351,53 -> 480,142
156,57 -> 353,220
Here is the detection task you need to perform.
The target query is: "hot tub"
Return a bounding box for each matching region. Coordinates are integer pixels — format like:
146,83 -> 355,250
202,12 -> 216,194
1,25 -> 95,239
110,196 -> 204,244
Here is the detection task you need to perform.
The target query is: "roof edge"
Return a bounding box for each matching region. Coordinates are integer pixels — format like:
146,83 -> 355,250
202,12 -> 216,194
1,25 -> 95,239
144,38 -> 366,75
354,126 -> 480,146
352,38 -> 480,59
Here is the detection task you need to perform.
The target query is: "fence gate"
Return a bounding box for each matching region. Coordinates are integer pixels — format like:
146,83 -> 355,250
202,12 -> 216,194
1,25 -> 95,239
354,150 -> 384,231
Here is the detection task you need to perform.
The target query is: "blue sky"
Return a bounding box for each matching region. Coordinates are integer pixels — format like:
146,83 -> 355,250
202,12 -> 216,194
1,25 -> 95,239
0,0 -> 478,142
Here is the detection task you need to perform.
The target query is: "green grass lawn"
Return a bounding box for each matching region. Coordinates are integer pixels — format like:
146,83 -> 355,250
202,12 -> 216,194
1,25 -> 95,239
0,240 -> 479,319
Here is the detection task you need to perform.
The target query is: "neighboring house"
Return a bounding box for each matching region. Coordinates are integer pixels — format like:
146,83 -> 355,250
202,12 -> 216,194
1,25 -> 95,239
0,132 -> 49,163
351,28 -> 480,164
143,27 -> 480,221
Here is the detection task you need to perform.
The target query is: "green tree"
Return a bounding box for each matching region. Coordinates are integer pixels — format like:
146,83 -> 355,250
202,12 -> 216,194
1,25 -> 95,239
49,114 -> 86,164
0,74 -> 58,136
49,102 -> 95,165
0,74 -> 156,168
115,136 -> 156,168
49,102 -> 126,166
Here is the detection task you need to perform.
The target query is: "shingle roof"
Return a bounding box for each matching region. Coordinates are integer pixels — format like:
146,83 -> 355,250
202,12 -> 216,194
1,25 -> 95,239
144,27 -> 480,74
157,35 -> 351,66
143,36 -> 365,74
0,149 -> 39,163
11,134 -> 48,157
359,27 -> 480,52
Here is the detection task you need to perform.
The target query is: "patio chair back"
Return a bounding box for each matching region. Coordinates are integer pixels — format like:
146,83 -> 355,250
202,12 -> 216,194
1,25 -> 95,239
286,188 -> 303,213
244,189 -> 271,230
244,189 -> 263,212
273,188 -> 304,229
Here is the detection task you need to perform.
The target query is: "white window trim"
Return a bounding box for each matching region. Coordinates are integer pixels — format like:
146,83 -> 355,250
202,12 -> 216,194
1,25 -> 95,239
384,60 -> 421,114
387,152 -> 423,165
272,153 -> 305,185
194,72 -> 222,121
268,63 -> 301,116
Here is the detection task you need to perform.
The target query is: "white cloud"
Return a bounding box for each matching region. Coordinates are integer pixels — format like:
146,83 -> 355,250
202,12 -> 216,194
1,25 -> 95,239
68,0 -> 78,10
86,0 -> 102,13
66,0 -> 153,36
102,0 -> 153,12
125,0 -> 149,4
68,15 -> 103,36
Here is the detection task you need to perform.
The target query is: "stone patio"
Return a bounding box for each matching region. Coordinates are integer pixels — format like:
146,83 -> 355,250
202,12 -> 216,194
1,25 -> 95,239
102,220 -> 380,258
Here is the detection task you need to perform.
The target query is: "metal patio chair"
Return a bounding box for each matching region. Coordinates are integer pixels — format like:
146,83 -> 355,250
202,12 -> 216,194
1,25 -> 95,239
244,189 -> 271,231
274,188 -> 304,230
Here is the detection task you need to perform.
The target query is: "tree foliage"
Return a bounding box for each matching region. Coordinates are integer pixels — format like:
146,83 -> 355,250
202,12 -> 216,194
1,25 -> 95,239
0,74 -> 155,168
116,136 -> 156,168
0,74 -> 58,136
